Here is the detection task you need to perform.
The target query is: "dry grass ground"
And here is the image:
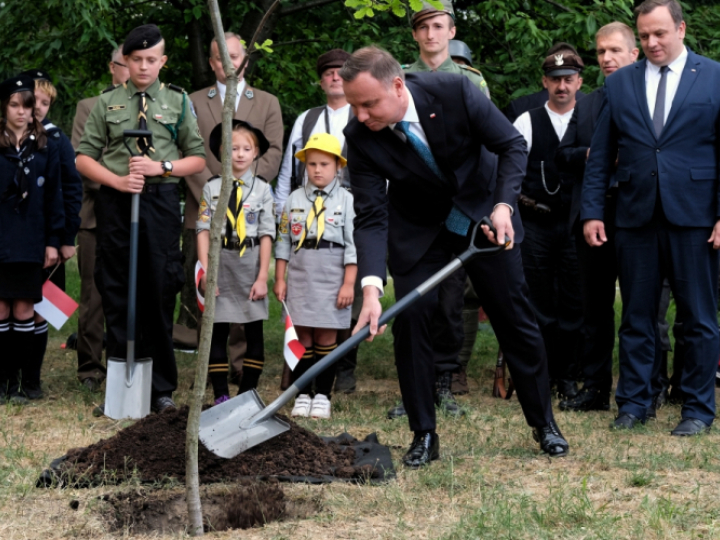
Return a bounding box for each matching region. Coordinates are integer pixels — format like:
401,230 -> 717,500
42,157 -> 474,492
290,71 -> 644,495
1,261 -> 720,539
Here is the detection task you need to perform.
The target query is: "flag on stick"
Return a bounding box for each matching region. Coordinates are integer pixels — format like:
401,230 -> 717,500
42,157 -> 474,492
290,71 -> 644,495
195,260 -> 206,313
281,301 -> 305,371
35,280 -> 78,330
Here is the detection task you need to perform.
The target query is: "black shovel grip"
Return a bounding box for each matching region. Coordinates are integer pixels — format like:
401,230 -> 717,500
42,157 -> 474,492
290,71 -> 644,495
122,129 -> 154,157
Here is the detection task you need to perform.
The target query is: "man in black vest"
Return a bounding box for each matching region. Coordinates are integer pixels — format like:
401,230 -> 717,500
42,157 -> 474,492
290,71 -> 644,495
555,22 -> 639,412
512,52 -> 584,401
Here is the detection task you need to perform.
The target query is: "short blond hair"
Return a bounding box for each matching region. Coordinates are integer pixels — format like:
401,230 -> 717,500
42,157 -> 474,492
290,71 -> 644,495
596,22 -> 637,52
34,80 -> 57,104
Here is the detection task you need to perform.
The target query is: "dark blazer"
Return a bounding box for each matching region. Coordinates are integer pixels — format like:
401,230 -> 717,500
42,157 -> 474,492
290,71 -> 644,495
556,87 -> 605,229
582,49 -> 720,228
345,72 -> 527,280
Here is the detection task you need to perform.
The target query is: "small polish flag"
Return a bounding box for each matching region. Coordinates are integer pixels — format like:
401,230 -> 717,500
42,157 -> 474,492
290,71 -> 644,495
281,301 -> 305,371
35,280 -> 78,330
195,260 -> 205,312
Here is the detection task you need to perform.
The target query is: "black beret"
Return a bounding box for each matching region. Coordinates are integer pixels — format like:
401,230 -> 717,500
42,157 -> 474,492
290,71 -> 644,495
542,53 -> 584,77
0,74 -> 36,102
209,119 -> 270,162
122,24 -> 163,55
20,69 -> 51,82
316,49 -> 351,78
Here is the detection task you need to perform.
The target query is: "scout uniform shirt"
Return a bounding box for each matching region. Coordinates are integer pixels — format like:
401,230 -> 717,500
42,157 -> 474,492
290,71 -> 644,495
404,56 -> 490,98
276,179 -> 356,266
196,169 -> 275,244
77,79 -> 205,182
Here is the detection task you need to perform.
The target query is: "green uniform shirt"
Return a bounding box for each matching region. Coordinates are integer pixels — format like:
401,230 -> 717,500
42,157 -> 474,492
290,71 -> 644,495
77,78 -> 206,184
403,56 -> 490,99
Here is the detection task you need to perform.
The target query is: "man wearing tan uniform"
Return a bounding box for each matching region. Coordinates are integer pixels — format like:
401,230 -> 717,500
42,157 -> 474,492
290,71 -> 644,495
71,47 -> 129,390
187,32 -> 283,384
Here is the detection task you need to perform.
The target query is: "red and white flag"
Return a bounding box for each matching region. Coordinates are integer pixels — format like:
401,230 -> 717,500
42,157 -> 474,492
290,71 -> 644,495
35,280 -> 78,330
195,260 -> 205,313
281,301 -> 305,371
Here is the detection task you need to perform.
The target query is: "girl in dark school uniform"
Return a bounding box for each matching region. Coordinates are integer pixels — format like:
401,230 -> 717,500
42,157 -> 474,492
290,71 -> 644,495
0,74 -> 63,405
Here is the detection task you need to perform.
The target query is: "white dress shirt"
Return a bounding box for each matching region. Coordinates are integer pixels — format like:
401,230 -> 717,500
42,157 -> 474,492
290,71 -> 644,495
512,102 -> 575,153
216,79 -> 246,111
645,46 -> 687,125
274,103 -> 352,216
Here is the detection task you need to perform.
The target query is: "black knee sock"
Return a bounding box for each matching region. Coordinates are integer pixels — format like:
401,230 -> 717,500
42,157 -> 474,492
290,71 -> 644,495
0,317 -> 10,394
10,317 -> 34,394
208,323 -> 230,399
238,321 -> 265,393
24,320 -> 48,389
292,349 -> 315,396
314,343 -> 338,398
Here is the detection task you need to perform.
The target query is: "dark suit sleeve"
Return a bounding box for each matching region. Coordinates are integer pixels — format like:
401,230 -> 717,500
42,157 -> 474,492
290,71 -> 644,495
555,105 -> 588,177
346,134 -> 388,283
461,76 -> 527,209
57,132 -> 83,245
44,140 -> 65,249
580,91 -> 617,222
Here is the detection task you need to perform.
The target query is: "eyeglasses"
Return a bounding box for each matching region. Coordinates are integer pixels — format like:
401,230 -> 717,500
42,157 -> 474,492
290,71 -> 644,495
112,61 -> 128,68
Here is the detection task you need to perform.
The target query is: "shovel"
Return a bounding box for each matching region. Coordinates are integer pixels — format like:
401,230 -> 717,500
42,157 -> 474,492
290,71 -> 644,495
200,217 -> 511,458
103,129 -> 155,420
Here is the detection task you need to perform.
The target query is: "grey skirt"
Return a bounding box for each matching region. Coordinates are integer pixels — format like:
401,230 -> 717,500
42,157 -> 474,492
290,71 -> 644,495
287,245 -> 351,329
215,246 -> 268,324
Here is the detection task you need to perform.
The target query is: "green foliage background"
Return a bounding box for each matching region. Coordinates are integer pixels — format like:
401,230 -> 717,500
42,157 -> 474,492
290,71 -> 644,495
0,0 -> 718,149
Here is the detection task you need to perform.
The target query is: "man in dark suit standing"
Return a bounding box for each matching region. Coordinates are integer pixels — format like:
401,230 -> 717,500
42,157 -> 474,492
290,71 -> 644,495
340,47 -> 569,467
556,22 -> 638,412
582,0 -> 720,435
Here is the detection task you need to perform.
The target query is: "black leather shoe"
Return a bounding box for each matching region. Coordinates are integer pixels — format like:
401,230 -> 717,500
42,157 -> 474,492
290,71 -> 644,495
611,412 -> 644,430
671,418 -> 710,436
333,368 -> 357,394
387,402 -> 407,420
559,386 -> 610,412
533,421 -> 569,457
435,372 -> 465,417
554,379 -> 579,400
81,378 -> 100,393
151,396 -> 177,414
402,432 -> 440,468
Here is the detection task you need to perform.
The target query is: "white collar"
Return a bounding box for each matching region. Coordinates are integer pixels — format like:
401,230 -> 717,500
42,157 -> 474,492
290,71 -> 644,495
216,79 -> 246,98
647,46 -> 688,75
390,86 -> 419,130
543,102 -> 574,120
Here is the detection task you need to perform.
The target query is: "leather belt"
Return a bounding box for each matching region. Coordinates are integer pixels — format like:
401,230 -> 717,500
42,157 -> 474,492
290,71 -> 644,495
223,237 -> 259,250
143,183 -> 178,194
292,239 -> 343,250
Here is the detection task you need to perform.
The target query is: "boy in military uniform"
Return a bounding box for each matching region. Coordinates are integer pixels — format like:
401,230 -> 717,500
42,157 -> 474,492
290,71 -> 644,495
76,24 -> 206,412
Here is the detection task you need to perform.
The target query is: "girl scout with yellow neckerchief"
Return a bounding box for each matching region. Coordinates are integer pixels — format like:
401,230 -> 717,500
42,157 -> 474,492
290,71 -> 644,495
196,120 -> 275,405
274,133 -> 357,420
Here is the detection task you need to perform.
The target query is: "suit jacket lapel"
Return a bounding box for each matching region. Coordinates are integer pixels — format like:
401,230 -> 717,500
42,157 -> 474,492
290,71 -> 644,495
375,125 -> 447,189
661,50 -> 700,140
235,86 -> 255,120
633,59 -> 657,138
206,89 -> 222,125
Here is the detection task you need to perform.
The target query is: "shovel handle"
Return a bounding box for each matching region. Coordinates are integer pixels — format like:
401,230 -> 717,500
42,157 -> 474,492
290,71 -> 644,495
247,217 -> 510,427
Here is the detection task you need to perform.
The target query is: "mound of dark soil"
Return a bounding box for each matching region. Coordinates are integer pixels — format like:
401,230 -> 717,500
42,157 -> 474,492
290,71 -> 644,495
53,406 -> 369,486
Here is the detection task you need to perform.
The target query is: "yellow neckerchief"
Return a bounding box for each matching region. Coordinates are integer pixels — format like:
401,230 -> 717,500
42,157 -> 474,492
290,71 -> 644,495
295,178 -> 337,251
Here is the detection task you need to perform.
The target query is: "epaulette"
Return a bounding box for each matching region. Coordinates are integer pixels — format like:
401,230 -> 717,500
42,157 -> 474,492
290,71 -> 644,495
168,83 -> 186,94
459,64 -> 483,77
101,84 -> 118,94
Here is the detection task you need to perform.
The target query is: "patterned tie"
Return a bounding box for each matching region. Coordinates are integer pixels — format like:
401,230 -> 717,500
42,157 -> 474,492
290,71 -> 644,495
136,92 -> 155,155
653,66 -> 669,138
225,180 -> 247,257
295,190 -> 326,251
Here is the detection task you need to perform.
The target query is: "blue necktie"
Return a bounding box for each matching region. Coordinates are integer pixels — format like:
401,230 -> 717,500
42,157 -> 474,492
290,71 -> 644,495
653,66 -> 669,138
395,120 -> 470,236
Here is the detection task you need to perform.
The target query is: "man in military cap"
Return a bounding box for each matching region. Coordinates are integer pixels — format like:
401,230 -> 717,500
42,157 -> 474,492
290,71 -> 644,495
512,51 -> 584,402
187,32 -> 283,387
71,47 -> 130,390
76,24 -> 206,413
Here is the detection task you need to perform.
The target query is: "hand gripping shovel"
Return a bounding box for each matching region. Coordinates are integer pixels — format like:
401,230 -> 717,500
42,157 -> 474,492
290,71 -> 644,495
103,130 -> 155,420
200,217 -> 511,458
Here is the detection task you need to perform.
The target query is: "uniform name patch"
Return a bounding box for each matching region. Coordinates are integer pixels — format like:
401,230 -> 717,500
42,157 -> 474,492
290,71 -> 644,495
107,105 -> 126,111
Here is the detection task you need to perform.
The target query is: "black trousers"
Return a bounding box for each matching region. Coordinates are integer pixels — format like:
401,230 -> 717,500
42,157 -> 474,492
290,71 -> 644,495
95,185 -> 185,397
574,195 -> 617,393
392,229 -> 554,433
520,215 -> 583,381
431,266 -> 465,374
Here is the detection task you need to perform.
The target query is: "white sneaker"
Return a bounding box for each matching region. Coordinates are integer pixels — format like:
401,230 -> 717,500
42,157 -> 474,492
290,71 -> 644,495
310,394 -> 331,419
291,394 -> 312,417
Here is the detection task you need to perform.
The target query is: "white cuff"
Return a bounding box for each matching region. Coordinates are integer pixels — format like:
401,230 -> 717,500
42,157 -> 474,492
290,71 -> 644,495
493,202 -> 514,216
361,276 -> 384,298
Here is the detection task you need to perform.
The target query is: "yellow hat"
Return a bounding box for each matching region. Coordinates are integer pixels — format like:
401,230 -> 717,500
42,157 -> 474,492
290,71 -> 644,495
295,133 -> 347,167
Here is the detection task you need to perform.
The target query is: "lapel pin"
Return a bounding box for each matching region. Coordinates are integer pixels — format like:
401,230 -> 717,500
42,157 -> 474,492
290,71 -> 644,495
208,88 -> 217,99
691,69 -> 696,72
245,88 -> 254,99
430,113 -> 436,118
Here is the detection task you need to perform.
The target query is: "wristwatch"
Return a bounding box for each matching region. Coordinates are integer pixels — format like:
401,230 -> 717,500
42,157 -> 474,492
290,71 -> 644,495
161,161 -> 173,178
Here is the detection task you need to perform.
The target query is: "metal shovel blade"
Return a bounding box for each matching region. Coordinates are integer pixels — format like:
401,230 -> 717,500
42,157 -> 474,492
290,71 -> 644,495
199,389 -> 290,458
104,356 -> 153,420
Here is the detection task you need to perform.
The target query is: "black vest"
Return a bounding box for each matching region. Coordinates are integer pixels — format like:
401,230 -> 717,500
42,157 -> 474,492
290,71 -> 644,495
521,107 -> 572,219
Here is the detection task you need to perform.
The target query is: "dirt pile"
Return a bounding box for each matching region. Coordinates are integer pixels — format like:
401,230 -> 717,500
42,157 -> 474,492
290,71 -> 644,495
56,406 -> 364,486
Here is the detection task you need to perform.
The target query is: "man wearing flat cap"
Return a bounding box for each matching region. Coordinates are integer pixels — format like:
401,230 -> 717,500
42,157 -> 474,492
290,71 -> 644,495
274,48 -> 359,394
512,52 -> 584,402
76,23 -> 206,414
187,32 -> 283,387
